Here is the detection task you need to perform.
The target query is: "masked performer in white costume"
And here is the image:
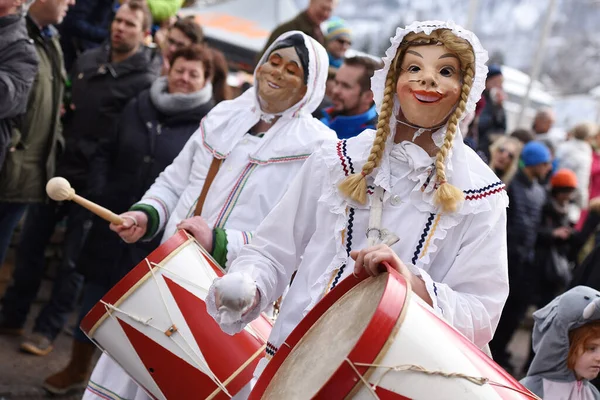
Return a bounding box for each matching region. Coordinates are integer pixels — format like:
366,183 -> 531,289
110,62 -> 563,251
82,31 -> 335,400
207,20 -> 510,389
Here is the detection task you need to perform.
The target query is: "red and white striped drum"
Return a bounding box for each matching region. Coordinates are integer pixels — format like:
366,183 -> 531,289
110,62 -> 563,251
250,264 -> 539,400
81,230 -> 272,400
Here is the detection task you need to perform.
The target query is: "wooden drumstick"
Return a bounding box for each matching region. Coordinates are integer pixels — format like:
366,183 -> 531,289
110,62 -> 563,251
46,177 -> 124,225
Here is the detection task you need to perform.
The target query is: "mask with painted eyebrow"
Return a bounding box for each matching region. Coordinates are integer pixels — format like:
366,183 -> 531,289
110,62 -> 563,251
256,47 -> 308,114
395,44 -> 462,129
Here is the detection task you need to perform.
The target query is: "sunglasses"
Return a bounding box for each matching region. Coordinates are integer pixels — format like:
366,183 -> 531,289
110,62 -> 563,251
498,147 -> 515,160
335,38 -> 352,46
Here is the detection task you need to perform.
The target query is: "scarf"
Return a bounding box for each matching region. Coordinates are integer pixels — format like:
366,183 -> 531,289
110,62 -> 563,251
149,76 -> 213,116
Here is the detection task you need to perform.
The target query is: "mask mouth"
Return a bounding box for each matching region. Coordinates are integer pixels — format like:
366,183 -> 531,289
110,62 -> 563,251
266,81 -> 282,90
412,90 -> 443,104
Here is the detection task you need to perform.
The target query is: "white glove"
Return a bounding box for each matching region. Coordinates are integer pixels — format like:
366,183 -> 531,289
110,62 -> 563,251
213,272 -> 258,326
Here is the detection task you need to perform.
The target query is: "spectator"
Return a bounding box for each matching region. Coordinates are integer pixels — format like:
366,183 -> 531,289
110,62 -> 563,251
43,44 -> 214,395
57,0 -> 115,73
0,0 -> 160,357
477,64 -> 507,159
319,56 -> 379,139
490,141 -> 552,373
0,0 -> 74,276
0,0 -> 38,171
532,107 -> 556,140
511,127 -> 535,145
556,122 -> 598,210
324,17 -> 351,68
577,124 -> 600,243
520,287 -> 600,399
258,0 -> 337,59
159,16 -> 231,103
488,136 -> 522,185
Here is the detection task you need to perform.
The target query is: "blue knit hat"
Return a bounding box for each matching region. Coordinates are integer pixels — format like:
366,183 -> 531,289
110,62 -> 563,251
325,17 -> 351,43
521,141 -> 551,167
487,64 -> 502,80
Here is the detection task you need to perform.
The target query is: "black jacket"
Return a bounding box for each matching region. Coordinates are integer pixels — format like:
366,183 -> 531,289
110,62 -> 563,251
57,44 -> 161,191
57,0 -> 114,72
506,169 -> 547,273
0,14 -> 38,169
535,198 -> 600,288
78,88 -> 214,287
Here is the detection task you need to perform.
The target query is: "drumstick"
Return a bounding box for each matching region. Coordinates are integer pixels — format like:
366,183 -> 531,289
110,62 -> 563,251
46,177 -> 124,225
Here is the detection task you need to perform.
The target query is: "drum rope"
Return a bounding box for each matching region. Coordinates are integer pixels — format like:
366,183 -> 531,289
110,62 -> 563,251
144,259 -> 233,397
101,301 -> 232,398
349,361 -> 541,399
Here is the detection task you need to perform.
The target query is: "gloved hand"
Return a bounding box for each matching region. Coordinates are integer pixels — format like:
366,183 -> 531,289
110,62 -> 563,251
213,272 -> 259,326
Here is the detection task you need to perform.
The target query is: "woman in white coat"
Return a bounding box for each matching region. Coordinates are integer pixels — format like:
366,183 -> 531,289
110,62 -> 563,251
208,20 -> 510,388
83,31 -> 335,400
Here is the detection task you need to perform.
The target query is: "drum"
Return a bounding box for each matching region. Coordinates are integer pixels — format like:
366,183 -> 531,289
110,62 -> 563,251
81,230 -> 272,400
250,265 -> 539,400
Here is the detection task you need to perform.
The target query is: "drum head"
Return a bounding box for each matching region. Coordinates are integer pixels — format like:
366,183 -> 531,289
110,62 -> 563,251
263,273 -> 389,399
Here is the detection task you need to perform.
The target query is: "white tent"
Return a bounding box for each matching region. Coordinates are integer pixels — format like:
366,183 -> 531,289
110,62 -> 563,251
179,0 -> 299,72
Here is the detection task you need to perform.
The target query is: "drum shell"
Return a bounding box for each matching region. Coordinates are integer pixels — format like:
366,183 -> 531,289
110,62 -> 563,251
250,266 -> 537,400
81,230 -> 272,400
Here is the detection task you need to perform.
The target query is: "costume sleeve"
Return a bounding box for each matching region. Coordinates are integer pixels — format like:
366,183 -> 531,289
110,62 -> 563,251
133,127 -> 210,239
411,204 -> 509,349
211,227 -> 255,269
206,153 -> 322,331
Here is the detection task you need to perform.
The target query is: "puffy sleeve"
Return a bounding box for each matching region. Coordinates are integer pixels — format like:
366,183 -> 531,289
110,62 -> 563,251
206,152 -> 324,331
132,126 -> 211,239
414,202 -> 509,349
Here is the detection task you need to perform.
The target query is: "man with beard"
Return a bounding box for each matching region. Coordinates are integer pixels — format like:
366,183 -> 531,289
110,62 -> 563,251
0,0 -> 160,357
319,56 -> 380,139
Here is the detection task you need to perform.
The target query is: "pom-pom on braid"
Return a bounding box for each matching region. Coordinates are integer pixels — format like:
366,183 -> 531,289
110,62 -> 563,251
433,64 -> 474,213
338,66 -> 397,204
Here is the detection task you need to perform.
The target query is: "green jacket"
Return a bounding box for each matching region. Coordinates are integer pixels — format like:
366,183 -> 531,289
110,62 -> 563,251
258,11 -> 324,61
0,17 -> 66,203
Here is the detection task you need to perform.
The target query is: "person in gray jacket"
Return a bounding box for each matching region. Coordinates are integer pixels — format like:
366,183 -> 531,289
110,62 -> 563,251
0,0 -> 38,170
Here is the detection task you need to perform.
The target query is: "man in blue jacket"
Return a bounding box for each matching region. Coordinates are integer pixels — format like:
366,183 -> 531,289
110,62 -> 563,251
319,56 -> 380,140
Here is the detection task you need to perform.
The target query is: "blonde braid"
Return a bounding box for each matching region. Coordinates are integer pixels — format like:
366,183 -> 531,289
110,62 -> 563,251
338,66 -> 397,204
432,64 -> 474,213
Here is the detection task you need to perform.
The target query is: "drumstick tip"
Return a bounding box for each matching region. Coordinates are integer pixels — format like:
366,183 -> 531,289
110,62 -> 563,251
46,177 -> 74,201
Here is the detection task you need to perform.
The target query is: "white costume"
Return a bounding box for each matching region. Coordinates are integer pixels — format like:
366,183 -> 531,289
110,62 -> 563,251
207,20 -> 510,390
83,31 -> 335,400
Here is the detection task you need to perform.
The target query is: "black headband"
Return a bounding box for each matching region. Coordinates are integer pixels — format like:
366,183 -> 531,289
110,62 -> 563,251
267,34 -> 310,85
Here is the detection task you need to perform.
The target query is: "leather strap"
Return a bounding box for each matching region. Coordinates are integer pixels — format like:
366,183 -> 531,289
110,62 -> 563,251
194,157 -> 223,216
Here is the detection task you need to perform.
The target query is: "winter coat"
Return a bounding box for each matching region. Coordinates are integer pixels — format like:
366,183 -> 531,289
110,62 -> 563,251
534,197 -> 600,304
57,44 -> 161,192
557,139 -> 593,209
0,14 -> 38,170
319,103 -> 378,140
477,89 -> 506,157
57,0 -> 114,72
506,169 -> 547,273
259,11 -> 324,61
0,17 -> 66,203
78,87 -> 214,287
570,243 -> 600,291
521,286 -> 600,399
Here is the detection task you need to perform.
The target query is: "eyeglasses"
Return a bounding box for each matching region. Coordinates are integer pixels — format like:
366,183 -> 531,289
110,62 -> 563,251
498,147 -> 515,160
167,37 -> 188,50
335,38 -> 352,47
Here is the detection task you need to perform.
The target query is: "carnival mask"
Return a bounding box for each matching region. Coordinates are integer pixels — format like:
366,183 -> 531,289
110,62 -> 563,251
396,44 -> 462,129
256,47 -> 307,114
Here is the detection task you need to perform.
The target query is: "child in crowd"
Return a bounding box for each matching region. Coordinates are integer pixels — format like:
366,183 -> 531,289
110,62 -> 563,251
521,286 -> 600,399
